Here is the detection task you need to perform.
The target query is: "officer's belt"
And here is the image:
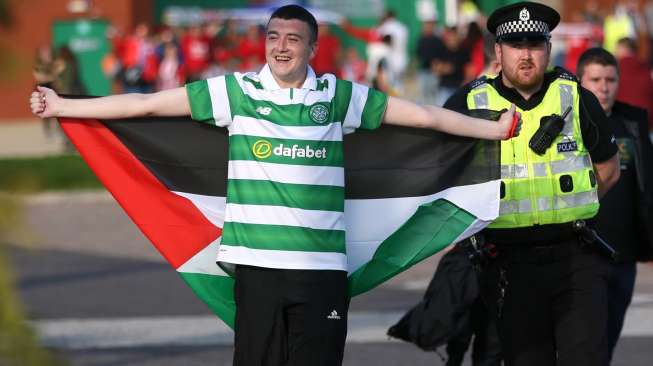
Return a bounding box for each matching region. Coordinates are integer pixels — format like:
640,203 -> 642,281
493,237 -> 586,263
483,220 -> 595,246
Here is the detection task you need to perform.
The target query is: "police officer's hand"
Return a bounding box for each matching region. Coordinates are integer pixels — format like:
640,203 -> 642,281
30,86 -> 61,119
498,104 -> 521,140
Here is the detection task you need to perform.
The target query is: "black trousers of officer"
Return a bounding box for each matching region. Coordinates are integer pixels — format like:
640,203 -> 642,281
233,265 -> 349,366
482,238 -> 611,366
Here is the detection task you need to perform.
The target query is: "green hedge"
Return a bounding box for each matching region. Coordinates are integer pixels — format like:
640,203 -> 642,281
0,196 -> 68,366
0,155 -> 102,193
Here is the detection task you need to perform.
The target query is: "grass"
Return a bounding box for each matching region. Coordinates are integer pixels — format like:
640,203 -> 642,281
0,154 -> 96,365
0,155 -> 97,364
0,155 -> 102,193
0,196 -> 68,366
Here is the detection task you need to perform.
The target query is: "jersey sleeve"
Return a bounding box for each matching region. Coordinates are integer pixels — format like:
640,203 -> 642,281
185,76 -> 233,127
338,79 -> 388,134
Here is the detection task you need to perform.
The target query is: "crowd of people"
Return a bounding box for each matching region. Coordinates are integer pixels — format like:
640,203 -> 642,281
32,1 -> 653,134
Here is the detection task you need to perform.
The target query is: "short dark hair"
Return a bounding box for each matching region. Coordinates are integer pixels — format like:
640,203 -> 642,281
576,47 -> 618,80
268,5 -> 318,44
616,37 -> 637,53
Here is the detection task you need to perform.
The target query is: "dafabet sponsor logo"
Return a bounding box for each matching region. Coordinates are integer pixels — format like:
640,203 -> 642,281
252,139 -> 327,160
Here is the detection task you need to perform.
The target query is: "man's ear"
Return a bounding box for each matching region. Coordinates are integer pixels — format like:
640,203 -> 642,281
309,42 -> 317,60
494,42 -> 502,61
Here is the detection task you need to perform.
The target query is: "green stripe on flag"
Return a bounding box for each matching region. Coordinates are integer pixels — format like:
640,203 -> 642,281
221,222 -> 346,253
227,179 -> 344,212
178,198 -> 477,331
178,272 -> 236,328
348,199 -> 476,296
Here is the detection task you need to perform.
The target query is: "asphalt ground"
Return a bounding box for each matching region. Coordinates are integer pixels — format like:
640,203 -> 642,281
3,191 -> 653,366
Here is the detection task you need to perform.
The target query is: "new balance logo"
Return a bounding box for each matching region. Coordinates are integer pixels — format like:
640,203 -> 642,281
256,106 -> 272,116
327,310 -> 341,320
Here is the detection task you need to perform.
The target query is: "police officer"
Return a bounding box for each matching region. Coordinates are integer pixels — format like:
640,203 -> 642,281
577,47 -> 653,362
443,2 -> 621,365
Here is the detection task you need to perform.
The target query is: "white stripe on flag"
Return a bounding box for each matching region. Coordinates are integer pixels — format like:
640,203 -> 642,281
433,181 -> 500,220
229,115 -> 343,141
216,245 -> 347,271
228,160 -> 344,187
172,192 -> 226,228
176,238 -> 227,276
173,181 -> 499,275
224,203 -> 345,231
344,181 -> 500,273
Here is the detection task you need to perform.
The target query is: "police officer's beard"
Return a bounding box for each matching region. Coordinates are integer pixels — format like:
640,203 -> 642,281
510,61 -> 544,92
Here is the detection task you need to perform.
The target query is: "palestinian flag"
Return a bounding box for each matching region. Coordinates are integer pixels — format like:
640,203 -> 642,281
58,116 -> 501,329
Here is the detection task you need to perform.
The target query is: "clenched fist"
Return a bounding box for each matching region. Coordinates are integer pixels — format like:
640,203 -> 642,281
30,86 -> 60,118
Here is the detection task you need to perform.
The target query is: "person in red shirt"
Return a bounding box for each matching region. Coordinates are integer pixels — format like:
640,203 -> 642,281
311,22 -> 342,76
462,21 -> 485,82
116,23 -> 156,93
340,46 -> 366,83
614,37 -> 653,129
181,25 -> 210,82
211,19 -> 242,73
236,24 -> 265,72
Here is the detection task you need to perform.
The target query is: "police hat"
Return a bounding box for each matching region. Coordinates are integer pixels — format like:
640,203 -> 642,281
487,1 -> 560,42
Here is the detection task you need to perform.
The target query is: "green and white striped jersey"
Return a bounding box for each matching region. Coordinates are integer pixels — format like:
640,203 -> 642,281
186,65 -> 388,271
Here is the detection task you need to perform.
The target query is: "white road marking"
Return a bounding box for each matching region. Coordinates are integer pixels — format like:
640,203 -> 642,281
33,306 -> 653,350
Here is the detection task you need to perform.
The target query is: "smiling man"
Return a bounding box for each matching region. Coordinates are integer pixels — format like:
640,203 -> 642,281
443,2 -> 620,365
30,5 -> 519,366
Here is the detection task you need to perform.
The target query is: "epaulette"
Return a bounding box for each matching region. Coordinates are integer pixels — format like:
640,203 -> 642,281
553,66 -> 578,82
469,75 -> 489,90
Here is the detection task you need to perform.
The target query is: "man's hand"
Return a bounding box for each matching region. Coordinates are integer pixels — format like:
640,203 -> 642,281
498,105 -> 521,139
30,86 -> 60,118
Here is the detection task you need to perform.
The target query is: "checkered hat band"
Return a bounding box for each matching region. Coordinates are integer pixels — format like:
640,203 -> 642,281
496,20 -> 549,37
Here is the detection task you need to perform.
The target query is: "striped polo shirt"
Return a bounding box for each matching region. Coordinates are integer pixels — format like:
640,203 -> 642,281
185,65 -> 388,271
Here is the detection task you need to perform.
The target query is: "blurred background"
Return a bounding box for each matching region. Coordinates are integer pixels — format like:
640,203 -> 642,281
2,0 -> 653,121
1,0 -> 653,365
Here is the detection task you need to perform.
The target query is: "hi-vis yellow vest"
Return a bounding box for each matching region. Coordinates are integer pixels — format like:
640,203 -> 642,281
467,75 -> 599,228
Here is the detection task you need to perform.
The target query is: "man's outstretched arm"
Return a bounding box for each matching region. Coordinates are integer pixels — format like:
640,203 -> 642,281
30,86 -> 191,119
382,96 -> 519,140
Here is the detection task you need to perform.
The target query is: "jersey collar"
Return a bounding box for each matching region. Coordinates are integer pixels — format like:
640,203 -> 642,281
258,64 -> 318,91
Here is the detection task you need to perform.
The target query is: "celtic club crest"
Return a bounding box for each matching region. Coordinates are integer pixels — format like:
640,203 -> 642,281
309,104 -> 329,124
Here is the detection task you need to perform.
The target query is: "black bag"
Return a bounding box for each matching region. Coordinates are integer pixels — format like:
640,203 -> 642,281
387,245 -> 480,350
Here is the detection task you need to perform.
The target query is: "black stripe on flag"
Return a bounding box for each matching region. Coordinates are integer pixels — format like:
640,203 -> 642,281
104,118 -> 500,199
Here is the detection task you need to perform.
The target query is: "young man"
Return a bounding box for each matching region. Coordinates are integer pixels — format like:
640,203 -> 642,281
443,2 -> 620,365
577,47 -> 653,362
30,5 -> 517,366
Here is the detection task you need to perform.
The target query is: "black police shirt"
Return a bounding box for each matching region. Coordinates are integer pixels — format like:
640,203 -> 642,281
443,70 -> 619,243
